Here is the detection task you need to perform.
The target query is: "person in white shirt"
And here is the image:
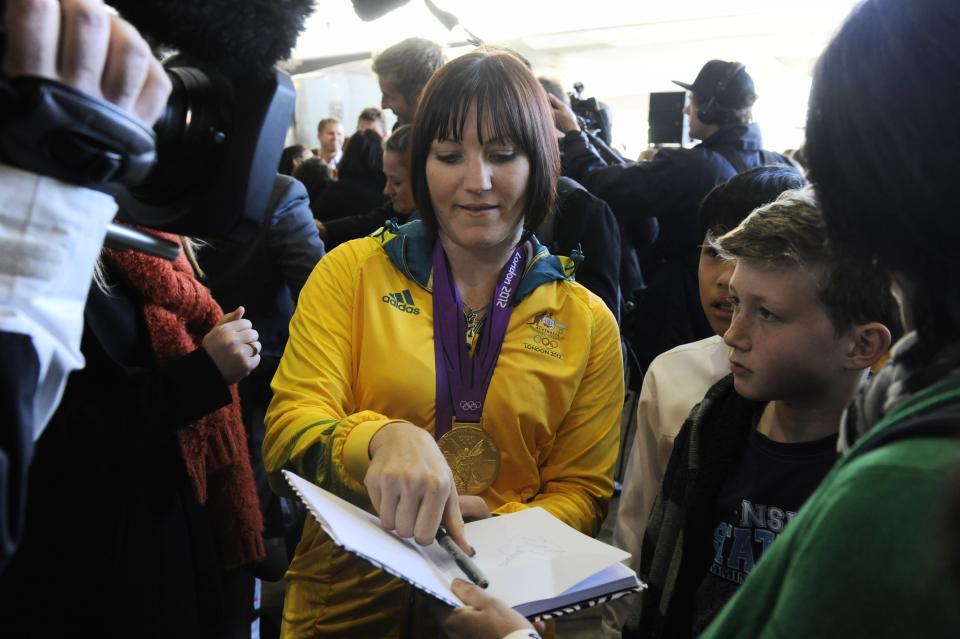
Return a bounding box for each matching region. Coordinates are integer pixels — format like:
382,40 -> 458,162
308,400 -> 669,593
315,117 -> 344,172
0,0 -> 171,572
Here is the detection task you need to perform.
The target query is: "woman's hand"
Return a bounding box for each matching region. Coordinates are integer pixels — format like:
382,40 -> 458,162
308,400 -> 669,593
439,578 -> 539,639
202,306 -> 261,384
367,421 -> 470,551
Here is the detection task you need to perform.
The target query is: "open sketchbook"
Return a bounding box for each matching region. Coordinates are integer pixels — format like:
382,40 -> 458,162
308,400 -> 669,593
284,470 -> 645,620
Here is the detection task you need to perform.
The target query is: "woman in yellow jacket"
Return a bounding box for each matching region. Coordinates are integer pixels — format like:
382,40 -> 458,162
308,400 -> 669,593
264,49 -> 624,637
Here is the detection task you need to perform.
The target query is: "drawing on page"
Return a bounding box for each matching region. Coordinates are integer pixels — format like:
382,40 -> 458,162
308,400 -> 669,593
494,536 -> 566,567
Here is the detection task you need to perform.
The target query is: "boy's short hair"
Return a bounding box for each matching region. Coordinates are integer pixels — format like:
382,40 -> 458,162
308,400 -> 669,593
714,187 -> 901,336
372,38 -> 447,99
697,165 -> 807,241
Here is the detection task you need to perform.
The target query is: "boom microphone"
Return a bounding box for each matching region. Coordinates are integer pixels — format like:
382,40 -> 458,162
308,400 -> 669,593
351,0 -> 411,21
0,0 -> 317,248
106,0 -> 315,78
100,0 -> 316,240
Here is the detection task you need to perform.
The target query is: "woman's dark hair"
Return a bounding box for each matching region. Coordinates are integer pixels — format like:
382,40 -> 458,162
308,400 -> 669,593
292,157 -> 333,217
279,144 -> 309,176
697,165 -> 807,240
409,49 -> 560,238
384,124 -> 412,166
338,129 -> 384,178
806,0 -> 960,345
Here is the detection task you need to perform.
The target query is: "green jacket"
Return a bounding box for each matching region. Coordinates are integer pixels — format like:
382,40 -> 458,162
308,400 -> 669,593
701,373 -> 960,638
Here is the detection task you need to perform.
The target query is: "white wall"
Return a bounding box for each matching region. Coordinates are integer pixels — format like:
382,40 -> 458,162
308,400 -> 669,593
510,10 -> 833,157
289,60 -> 394,149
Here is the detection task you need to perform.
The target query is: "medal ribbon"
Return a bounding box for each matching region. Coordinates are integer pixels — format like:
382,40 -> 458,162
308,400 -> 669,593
432,240 -> 526,438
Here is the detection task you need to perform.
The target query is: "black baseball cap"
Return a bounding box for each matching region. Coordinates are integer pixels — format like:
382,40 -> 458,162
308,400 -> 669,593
673,60 -> 757,107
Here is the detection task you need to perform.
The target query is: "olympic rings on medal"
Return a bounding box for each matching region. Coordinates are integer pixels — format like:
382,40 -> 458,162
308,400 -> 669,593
458,400 -> 482,411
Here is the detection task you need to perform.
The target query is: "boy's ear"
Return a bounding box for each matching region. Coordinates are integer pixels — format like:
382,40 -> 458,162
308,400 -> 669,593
844,322 -> 893,370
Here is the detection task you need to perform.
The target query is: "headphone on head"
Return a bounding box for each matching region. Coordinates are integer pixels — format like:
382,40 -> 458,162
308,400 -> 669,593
696,63 -> 746,124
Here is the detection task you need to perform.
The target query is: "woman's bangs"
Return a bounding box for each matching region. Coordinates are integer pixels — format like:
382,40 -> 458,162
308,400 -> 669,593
423,70 -> 528,150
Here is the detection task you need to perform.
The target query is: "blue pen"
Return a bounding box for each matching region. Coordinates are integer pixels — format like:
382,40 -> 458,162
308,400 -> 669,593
436,525 -> 489,589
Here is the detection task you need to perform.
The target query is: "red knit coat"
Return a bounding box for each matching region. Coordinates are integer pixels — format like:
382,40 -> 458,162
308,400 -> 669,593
107,234 -> 264,568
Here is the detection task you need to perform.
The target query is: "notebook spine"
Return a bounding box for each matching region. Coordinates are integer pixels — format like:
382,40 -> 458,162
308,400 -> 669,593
531,587 -> 643,622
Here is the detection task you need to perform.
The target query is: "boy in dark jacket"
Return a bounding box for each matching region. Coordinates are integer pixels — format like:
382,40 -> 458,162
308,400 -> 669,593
625,187 -> 899,638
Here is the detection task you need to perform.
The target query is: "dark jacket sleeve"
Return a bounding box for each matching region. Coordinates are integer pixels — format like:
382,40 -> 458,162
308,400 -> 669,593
0,332 -> 38,575
555,181 -> 623,321
85,345 -> 233,441
79,289 -> 234,445
267,176 -> 326,302
322,203 -> 394,249
560,130 -> 661,248
156,348 -> 235,427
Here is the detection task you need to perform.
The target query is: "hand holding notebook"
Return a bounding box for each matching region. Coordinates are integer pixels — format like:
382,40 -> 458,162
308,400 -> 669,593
283,470 -> 644,620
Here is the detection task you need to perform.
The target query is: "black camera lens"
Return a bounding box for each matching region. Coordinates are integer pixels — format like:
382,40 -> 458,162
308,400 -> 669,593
131,63 -> 231,205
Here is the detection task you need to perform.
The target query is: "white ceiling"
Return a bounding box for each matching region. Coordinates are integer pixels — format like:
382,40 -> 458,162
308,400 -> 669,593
294,0 -> 859,61
291,0 -> 863,153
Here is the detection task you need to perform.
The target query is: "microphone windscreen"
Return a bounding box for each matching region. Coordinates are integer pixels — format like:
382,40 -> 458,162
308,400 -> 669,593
106,0 -> 315,75
351,0 -> 411,21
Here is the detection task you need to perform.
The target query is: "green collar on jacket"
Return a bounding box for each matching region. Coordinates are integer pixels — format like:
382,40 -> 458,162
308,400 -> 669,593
370,219 -> 579,304
846,371 -> 960,464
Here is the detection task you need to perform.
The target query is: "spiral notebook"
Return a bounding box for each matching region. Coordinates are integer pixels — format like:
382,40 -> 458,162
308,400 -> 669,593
283,470 -> 644,620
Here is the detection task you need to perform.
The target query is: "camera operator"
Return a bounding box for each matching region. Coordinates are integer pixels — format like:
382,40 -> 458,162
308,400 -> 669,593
550,60 -> 792,372
0,3 -> 273,638
0,0 -> 170,573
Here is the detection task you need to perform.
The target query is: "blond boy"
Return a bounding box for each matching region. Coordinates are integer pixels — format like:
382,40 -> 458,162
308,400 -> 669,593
604,166 -> 805,638
623,188 -> 899,639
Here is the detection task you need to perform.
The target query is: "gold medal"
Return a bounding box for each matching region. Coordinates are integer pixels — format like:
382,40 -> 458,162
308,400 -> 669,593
437,420 -> 500,496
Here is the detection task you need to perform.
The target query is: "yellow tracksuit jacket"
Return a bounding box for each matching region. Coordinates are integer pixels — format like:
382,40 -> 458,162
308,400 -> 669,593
264,221 -> 623,637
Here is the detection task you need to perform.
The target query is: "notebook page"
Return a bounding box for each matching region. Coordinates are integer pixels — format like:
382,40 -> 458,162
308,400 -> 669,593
284,471 -> 461,606
284,471 -> 631,611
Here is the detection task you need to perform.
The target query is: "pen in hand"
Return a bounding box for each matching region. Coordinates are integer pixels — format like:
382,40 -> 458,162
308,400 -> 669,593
436,525 -> 489,589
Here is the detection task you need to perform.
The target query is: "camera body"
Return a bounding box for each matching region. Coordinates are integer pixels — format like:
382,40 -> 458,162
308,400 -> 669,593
114,57 -> 295,242
0,0 -> 309,244
569,82 -> 613,145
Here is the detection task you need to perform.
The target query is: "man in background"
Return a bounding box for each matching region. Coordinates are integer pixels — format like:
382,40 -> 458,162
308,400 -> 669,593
372,37 -> 446,125
551,60 -> 791,372
314,117 -> 344,173
356,106 -> 387,138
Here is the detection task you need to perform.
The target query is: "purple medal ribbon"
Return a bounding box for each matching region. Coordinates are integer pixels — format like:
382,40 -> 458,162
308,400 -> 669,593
432,240 -> 527,438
